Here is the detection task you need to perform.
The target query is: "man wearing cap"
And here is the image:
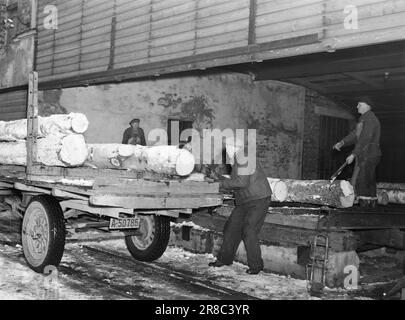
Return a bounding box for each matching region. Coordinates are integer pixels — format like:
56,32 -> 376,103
333,101 -> 381,208
122,119 -> 147,146
209,137 -> 272,274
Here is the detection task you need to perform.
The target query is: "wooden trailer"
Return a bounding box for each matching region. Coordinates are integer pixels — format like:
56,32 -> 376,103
0,72 -> 222,273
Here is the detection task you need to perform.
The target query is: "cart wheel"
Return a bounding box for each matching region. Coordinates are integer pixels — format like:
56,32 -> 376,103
22,195 -> 66,273
125,215 -> 170,262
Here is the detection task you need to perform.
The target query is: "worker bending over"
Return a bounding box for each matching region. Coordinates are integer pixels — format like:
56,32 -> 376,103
209,137 -> 272,274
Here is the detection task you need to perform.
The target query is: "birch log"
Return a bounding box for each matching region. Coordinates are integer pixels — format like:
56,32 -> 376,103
0,113 -> 89,141
87,144 -> 195,176
280,179 -> 355,208
0,134 -> 88,167
378,189 -> 405,205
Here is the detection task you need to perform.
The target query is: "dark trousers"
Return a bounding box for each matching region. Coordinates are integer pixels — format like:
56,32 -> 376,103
351,156 -> 380,197
217,197 -> 271,270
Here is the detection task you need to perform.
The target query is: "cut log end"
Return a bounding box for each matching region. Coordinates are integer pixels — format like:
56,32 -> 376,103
70,113 -> 89,134
175,149 -> 196,176
59,135 -> 88,166
340,180 -> 354,197
267,178 -> 288,202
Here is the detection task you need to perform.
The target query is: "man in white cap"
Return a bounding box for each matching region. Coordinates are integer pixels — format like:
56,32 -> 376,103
333,101 -> 381,208
209,136 -> 272,274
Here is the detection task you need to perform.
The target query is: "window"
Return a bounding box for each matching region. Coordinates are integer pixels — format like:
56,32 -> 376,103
167,119 -> 193,146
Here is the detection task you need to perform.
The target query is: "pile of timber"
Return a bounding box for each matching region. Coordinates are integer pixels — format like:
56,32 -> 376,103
0,114 -> 196,176
0,113 -> 89,167
377,183 -> 405,205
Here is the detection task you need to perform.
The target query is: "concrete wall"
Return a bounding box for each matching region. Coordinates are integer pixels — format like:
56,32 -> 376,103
39,73 -> 306,179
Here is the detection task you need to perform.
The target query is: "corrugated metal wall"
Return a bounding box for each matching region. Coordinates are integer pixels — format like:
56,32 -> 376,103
35,0 -> 405,83
0,91 -> 27,121
36,0 -> 250,80
255,0 -> 325,43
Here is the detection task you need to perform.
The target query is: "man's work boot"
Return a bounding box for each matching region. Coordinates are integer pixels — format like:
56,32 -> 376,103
246,267 -> 263,275
368,199 -> 377,208
359,199 -> 368,208
208,260 -> 231,268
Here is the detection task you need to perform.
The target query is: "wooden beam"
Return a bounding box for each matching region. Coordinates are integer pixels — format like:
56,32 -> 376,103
343,72 -> 384,90
216,205 -> 322,230
248,0 -> 257,45
26,71 -> 38,177
37,34 -> 319,90
191,211 -> 358,252
357,229 -> 405,250
319,211 -> 405,230
90,195 -> 222,209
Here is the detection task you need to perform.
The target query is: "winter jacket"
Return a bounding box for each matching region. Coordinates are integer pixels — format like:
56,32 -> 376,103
342,110 -> 381,160
220,156 -> 272,206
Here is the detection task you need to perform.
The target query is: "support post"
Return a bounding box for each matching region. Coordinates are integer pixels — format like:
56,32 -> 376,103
26,71 -> 39,178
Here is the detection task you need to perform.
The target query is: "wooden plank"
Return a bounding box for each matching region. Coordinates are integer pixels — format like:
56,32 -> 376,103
59,200 -> 133,218
52,188 -> 89,200
90,195 -> 222,209
217,205 -> 322,230
93,178 -> 219,194
14,182 -> 51,195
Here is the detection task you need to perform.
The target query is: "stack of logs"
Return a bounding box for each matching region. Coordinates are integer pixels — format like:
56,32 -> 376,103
0,113 -> 195,176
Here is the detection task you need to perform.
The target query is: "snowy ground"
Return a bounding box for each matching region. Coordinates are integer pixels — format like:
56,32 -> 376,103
0,213 -> 403,300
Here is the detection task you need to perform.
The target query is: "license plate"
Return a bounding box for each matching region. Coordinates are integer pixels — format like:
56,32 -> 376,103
109,217 -> 140,230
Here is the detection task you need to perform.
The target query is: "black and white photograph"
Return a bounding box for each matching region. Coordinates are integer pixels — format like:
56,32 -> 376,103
0,0 -> 404,307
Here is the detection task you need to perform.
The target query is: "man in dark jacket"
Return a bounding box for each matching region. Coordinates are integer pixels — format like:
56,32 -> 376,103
122,118 -> 147,146
334,102 -> 381,207
209,137 -> 272,274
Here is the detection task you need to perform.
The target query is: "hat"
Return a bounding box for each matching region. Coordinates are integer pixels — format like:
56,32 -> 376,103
130,118 -> 140,125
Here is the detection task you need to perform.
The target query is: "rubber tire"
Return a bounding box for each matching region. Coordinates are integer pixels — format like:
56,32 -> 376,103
125,215 -> 170,262
22,195 -> 66,273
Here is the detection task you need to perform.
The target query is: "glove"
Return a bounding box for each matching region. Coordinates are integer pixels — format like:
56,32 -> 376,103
333,141 -> 344,151
346,154 -> 355,164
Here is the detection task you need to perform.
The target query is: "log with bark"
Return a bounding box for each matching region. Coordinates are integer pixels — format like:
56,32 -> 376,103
86,144 -> 195,176
0,134 -> 88,167
377,189 -> 405,205
0,113 -> 89,141
279,179 -> 355,208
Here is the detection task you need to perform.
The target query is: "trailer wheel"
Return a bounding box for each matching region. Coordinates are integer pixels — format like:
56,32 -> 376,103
125,215 -> 170,262
22,195 -> 66,273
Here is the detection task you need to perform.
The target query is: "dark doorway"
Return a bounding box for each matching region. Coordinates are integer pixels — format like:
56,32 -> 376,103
318,116 -> 353,180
